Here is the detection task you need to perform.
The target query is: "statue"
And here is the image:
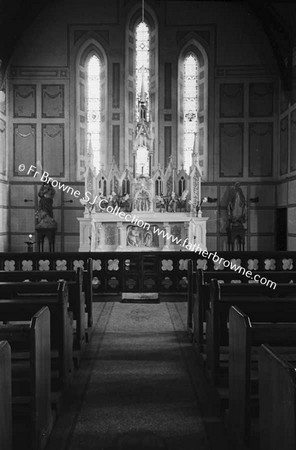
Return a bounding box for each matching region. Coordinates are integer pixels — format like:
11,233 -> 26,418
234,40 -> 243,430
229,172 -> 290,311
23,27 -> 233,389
168,192 -> 177,212
38,182 -> 55,218
227,182 -> 246,226
36,182 -> 57,229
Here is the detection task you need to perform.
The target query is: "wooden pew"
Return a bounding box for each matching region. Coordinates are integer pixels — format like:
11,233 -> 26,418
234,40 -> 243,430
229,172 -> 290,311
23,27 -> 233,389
0,341 -> 12,450
206,280 -> 296,379
0,281 -> 73,390
0,268 -> 86,355
0,256 -> 93,337
191,268 -> 296,351
0,307 -> 52,450
229,306 -> 296,446
259,344 -> 296,450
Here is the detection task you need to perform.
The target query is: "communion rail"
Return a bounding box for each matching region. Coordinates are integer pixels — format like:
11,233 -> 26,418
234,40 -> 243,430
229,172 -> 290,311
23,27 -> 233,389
0,252 -> 295,297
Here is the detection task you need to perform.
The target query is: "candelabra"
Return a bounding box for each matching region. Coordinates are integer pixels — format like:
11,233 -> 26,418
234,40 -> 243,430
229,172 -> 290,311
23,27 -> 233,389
25,234 -> 35,253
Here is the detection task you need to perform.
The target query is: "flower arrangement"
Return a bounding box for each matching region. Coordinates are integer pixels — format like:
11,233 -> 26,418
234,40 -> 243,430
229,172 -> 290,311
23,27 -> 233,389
80,198 -> 96,214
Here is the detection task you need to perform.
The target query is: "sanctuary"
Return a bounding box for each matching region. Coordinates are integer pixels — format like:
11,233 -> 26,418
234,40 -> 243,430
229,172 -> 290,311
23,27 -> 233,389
78,155 -> 208,252
78,42 -> 208,252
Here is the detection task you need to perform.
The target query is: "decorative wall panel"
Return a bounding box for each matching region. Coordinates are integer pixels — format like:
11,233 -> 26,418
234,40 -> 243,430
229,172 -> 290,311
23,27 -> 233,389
13,85 -> 36,118
79,82 -> 85,112
249,123 -> 273,177
291,110 -> 296,172
42,85 -> 64,118
0,119 -> 6,176
112,125 -> 120,167
42,124 -> 64,177
219,83 -> 243,118
128,92 -> 133,123
14,124 -> 36,175
219,123 -> 243,177
249,83 -> 274,117
112,63 -> 120,108
164,127 -> 172,168
164,63 -> 171,109
280,117 -> 288,176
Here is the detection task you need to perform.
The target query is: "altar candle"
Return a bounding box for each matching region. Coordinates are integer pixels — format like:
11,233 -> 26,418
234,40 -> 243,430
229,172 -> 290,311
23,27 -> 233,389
172,167 -> 175,193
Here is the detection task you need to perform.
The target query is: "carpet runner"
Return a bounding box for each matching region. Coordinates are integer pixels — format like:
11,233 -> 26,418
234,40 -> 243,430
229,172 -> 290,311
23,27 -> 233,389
46,302 -> 227,450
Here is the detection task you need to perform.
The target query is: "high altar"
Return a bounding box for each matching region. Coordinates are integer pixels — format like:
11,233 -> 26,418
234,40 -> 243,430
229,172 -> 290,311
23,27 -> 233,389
78,160 -> 208,252
78,72 -> 208,252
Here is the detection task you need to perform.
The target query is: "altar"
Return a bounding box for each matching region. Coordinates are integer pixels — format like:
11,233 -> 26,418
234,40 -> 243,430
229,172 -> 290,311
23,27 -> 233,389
78,60 -> 209,252
78,212 -> 208,252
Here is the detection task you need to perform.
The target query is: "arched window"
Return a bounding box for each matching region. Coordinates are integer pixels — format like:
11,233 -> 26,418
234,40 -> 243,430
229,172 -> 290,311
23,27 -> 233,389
75,41 -> 107,179
178,41 -> 208,179
126,8 -> 158,175
183,53 -> 199,173
86,55 -> 101,171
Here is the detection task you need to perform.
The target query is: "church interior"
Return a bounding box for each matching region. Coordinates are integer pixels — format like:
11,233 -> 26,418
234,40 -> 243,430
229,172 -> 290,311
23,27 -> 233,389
1,0 -> 296,449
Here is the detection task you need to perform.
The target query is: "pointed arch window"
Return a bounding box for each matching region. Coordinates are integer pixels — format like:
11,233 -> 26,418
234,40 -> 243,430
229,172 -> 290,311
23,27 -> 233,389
76,42 -> 107,179
86,55 -> 101,171
183,53 -> 199,173
178,42 -> 208,179
126,9 -> 158,176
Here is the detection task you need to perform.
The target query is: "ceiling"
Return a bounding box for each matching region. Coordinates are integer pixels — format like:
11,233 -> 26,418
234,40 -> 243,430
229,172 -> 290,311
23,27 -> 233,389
0,0 -> 295,89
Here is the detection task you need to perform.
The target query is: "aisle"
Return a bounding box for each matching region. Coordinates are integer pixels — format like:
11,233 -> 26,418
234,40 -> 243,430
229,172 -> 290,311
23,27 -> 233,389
46,302 -> 227,450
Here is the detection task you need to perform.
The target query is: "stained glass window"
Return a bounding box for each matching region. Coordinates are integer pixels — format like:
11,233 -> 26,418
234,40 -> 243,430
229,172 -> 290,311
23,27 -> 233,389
183,53 -> 199,173
135,21 -> 150,122
135,21 -> 150,176
86,55 -> 101,170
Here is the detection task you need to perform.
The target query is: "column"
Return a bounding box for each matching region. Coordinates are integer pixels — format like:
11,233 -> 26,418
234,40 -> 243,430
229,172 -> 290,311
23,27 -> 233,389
117,223 -> 126,250
162,222 -> 171,250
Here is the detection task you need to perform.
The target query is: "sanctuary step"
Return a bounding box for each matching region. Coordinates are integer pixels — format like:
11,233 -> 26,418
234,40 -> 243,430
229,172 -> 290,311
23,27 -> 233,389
121,292 -> 160,303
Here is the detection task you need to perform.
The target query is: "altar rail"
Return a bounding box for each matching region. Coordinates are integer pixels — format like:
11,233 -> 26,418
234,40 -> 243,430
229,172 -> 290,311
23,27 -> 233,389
0,252 -> 296,296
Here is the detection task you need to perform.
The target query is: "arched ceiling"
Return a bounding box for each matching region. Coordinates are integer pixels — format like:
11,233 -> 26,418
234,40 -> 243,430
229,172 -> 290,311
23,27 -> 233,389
0,0 -> 295,89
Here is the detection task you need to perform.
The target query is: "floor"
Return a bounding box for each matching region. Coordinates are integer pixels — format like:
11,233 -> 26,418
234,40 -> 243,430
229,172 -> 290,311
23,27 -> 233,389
45,301 -> 229,450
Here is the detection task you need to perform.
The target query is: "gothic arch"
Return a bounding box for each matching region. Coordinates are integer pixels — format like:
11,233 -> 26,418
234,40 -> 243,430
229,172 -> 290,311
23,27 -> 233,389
75,38 -> 108,179
178,37 -> 209,179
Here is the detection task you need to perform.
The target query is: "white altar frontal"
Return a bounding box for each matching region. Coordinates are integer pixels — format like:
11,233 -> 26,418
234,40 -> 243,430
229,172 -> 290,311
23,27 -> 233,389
78,211 -> 208,252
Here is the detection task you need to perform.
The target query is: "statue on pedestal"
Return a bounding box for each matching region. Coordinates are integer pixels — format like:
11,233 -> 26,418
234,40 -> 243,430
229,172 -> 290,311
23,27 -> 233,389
227,182 -> 246,251
35,182 -> 57,251
36,182 -> 57,229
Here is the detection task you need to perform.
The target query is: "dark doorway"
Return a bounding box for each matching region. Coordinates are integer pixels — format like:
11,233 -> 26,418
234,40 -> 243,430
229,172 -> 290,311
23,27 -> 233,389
276,208 -> 287,250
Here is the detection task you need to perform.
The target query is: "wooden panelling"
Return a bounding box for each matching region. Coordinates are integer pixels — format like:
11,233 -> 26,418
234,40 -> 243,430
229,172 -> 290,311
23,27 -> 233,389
63,209 -> 80,233
13,124 -> 36,176
280,117 -> 289,176
10,208 -> 35,233
288,179 -> 296,204
201,209 -> 218,233
219,123 -> 243,177
249,209 -> 275,233
249,236 -> 274,251
41,85 -> 64,118
0,119 -> 6,176
249,83 -> 274,117
10,184 -> 35,207
249,184 -> 275,206
249,123 -> 273,177
290,110 -> 296,172
42,124 -> 65,177
277,182 -> 288,207
13,84 -> 36,118
287,207 -> 296,234
220,83 -> 243,118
